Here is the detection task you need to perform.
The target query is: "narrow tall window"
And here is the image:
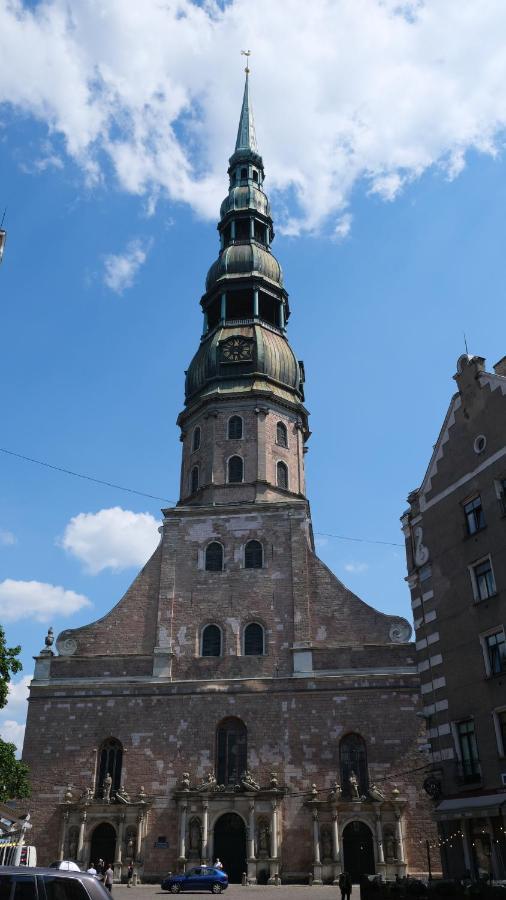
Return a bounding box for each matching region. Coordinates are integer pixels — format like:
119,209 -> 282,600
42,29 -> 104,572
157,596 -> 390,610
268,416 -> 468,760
457,720 -> 480,782
190,466 -> 199,494
472,558 -> 496,601
277,461 -> 288,490
205,542 -> 223,572
464,496 -> 485,534
240,167 -> 248,180
245,540 -> 263,569
485,630 -> 506,675
216,717 -> 247,785
499,710 -> 506,755
228,416 -> 243,440
192,426 -> 201,452
276,422 -> 288,447
244,623 -> 264,656
96,738 -> 123,798
202,624 -> 222,657
340,733 -> 368,798
228,455 -> 243,483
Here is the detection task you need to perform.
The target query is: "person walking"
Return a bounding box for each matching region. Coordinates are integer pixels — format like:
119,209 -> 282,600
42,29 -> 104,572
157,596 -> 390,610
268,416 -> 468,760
338,871 -> 352,900
127,864 -> 134,888
104,864 -> 114,892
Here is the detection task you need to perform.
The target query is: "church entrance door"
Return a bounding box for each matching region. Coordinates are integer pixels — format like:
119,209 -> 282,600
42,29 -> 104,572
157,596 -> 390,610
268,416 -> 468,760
213,813 -> 246,883
342,821 -> 375,883
89,822 -> 116,869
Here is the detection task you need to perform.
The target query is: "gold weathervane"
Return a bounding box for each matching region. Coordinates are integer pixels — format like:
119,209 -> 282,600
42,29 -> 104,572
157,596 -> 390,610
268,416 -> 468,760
241,49 -> 251,74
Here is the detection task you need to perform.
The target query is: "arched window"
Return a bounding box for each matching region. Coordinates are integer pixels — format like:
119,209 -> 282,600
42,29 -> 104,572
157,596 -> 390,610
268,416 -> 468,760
202,624 -> 222,657
245,540 -> 263,569
228,416 -> 243,440
216,717 -> 247,785
244,623 -> 264,656
228,455 -> 243,483
190,465 -> 199,494
192,426 -> 201,452
205,542 -> 223,572
96,737 -> 123,799
339,733 -> 369,798
276,422 -> 288,447
277,461 -> 288,490
252,170 -> 258,183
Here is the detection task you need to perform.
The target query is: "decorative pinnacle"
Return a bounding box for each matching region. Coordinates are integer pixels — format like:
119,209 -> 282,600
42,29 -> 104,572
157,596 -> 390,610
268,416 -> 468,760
241,49 -> 251,74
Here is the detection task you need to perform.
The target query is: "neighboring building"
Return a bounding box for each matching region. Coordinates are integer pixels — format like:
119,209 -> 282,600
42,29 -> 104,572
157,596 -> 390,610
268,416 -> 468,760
402,353 -> 506,881
23,73 -> 437,884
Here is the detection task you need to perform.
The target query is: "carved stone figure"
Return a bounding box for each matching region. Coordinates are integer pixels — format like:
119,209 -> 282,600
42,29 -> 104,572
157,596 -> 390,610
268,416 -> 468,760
80,786 -> 93,803
328,779 -> 341,800
321,826 -> 332,861
241,770 -> 260,791
257,820 -> 270,857
181,772 -> 191,791
102,772 -> 112,802
125,828 -> 136,860
269,772 -> 279,790
196,772 -> 217,791
116,784 -> 131,803
138,785 -> 147,802
384,828 -> 397,861
349,771 -> 360,800
368,783 -> 385,802
64,784 -> 73,803
310,783 -> 318,798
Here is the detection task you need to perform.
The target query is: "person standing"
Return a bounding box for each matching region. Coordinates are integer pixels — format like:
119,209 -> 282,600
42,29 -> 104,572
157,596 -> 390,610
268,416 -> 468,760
214,858 -> 223,870
338,871 -> 352,900
104,864 -> 114,892
87,864 -> 97,876
127,863 -> 134,888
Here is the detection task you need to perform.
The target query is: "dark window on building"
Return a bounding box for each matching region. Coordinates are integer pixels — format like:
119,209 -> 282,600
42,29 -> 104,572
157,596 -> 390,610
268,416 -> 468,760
206,296 -> 221,330
227,289 -> 252,319
205,542 -> 223,572
216,717 -> 247,785
252,169 -> 258,182
464,496 -> 485,534
485,630 -> 506,675
277,461 -> 288,490
96,737 -> 123,798
190,466 -> 199,494
192,427 -> 201,452
202,624 -> 222,657
230,172 -> 236,185
223,224 -> 232,246
240,167 -> 248,180
254,220 -> 265,243
244,622 -> 264,655
276,422 -> 288,447
228,416 -> 243,440
235,219 -> 250,241
228,455 -> 243,483
245,539 -> 263,569
340,733 -> 369,797
499,710 -> 506,755
456,720 -> 480,782
259,291 -> 278,327
473,558 -> 496,601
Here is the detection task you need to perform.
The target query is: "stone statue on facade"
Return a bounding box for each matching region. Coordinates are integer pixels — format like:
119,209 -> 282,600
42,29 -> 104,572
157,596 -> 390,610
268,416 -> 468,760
349,771 -> 360,800
368,783 -> 385,802
328,779 -> 341,800
79,786 -> 93,804
116,784 -> 131,803
64,784 -> 73,803
384,828 -> 397,861
180,772 -> 191,791
241,770 -> 260,791
269,772 -> 279,790
138,785 -> 147,802
196,772 -> 217,792
102,772 -> 112,802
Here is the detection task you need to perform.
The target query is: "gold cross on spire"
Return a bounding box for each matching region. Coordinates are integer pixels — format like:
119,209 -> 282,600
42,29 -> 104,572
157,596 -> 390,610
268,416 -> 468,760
241,49 -> 251,74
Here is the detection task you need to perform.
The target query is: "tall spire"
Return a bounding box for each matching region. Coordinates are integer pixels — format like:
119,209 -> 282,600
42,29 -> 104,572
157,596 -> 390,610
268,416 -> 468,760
235,67 -> 258,154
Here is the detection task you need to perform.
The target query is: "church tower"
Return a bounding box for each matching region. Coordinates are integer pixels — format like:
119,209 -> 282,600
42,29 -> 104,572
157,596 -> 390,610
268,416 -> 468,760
23,72 -> 438,886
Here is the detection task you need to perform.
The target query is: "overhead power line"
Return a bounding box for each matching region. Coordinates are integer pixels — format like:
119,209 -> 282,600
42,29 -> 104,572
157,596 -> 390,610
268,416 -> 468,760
0,446 -> 404,548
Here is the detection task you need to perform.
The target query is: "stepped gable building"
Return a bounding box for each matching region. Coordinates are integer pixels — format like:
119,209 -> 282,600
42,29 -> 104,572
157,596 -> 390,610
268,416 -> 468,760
402,354 -> 506,882
23,72 -> 437,885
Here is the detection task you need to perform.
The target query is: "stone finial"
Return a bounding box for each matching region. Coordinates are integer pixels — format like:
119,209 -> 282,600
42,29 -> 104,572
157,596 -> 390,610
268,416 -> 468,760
269,772 -> 279,790
40,627 -> 54,656
181,772 -> 191,791
391,784 -> 400,798
64,784 -> 73,803
138,785 -> 146,802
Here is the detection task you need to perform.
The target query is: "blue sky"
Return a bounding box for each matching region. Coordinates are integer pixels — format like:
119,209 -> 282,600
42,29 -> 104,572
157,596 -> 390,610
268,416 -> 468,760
1,0 -> 506,749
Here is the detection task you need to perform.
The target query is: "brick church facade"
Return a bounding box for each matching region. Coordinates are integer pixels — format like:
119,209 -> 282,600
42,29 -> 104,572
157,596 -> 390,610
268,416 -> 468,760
23,72 -> 438,884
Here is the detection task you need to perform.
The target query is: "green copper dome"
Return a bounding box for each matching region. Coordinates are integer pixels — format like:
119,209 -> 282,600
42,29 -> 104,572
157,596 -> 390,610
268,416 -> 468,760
205,243 -> 283,293
220,184 -> 270,219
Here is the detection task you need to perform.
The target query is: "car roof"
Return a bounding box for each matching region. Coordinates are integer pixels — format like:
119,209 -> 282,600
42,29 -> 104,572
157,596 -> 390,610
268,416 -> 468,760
0,868 -> 96,879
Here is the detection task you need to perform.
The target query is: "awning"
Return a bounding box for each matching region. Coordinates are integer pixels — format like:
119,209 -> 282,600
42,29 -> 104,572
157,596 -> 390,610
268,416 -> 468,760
435,793 -> 506,820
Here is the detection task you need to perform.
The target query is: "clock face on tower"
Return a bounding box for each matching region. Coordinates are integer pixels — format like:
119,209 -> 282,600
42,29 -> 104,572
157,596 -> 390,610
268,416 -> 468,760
220,336 -> 253,363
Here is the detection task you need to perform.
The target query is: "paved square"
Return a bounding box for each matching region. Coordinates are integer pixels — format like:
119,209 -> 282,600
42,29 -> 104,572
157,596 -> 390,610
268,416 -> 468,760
114,885 -> 359,900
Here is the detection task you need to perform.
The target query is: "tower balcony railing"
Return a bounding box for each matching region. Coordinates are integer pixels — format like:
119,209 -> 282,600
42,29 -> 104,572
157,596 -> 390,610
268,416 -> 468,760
202,316 -> 285,341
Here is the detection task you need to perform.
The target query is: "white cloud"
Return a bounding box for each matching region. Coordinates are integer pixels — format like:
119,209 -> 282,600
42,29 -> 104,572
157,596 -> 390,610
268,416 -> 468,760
333,213 -> 352,241
0,530 -> 16,546
344,562 -> 369,574
103,238 -> 151,294
60,506 -> 160,574
0,580 -> 91,622
1,1 -> 506,233
0,675 -> 32,755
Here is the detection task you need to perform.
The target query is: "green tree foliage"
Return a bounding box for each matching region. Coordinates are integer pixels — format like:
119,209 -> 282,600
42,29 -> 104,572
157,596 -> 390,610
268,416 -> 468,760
0,626 -> 30,800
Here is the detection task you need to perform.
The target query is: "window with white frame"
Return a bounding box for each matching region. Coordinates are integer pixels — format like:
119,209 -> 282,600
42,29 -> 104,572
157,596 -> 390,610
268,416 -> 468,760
471,557 -> 496,601
484,629 -> 506,675
463,495 -> 486,535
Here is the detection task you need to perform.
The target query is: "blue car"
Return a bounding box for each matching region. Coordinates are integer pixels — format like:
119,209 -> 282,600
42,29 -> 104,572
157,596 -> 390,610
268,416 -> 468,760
161,866 -> 228,894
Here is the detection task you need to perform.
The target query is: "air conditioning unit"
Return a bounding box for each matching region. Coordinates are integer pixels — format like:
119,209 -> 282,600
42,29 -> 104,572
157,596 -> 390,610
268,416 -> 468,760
501,773 -> 506,787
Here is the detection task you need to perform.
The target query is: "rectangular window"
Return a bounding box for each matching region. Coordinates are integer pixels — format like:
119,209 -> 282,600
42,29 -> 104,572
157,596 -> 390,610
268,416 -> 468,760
485,630 -> 506,675
456,719 -> 481,782
464,496 -> 486,535
499,710 -> 506,756
472,558 -> 496,601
